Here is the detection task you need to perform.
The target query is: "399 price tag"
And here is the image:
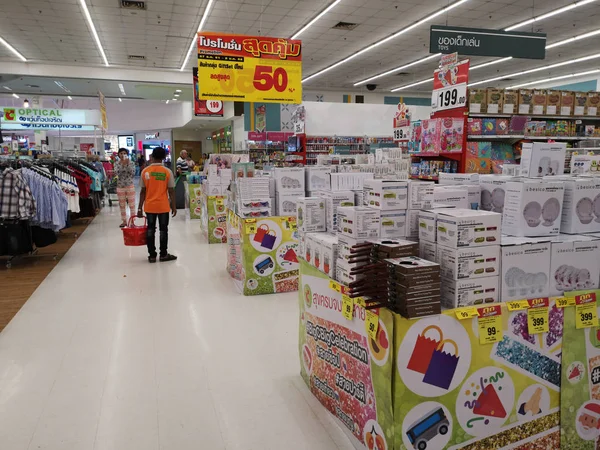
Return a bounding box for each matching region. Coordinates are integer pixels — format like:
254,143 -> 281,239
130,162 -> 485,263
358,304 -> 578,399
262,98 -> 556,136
507,300 -> 529,311
527,298 -> 549,334
342,295 -> 354,321
576,293 -> 598,329
365,310 -> 379,340
556,297 -> 575,308
477,305 -> 503,345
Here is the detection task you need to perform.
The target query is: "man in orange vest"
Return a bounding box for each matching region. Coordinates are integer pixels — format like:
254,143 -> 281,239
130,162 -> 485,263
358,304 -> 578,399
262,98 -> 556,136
138,147 -> 177,263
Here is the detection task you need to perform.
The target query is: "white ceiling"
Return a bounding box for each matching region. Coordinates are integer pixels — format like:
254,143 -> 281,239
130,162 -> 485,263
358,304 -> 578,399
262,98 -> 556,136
0,0 -> 599,95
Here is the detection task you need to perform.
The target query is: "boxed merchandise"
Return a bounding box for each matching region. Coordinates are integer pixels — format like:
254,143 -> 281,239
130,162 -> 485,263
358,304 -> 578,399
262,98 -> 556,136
335,261 -> 364,285
518,89 -> 533,114
407,180 -> 434,209
436,209 -> 502,248
440,117 -> 464,153
482,118 -> 496,135
560,178 -> 600,233
337,206 -> 381,239
480,174 -> 513,214
463,184 -> 481,210
337,235 -> 370,267
379,210 -> 407,239
433,186 -> 469,209
419,240 -> 437,262
570,154 -> 600,175
310,233 -> 338,278
486,88 -> 503,114
420,119 -> 441,154
531,90 -> 548,115
370,239 -> 418,259
317,190 -> 355,233
502,180 -> 565,236
296,197 -> 326,233
418,207 -> 455,243
441,275 -> 499,308
496,118 -> 510,135
203,182 -> 223,195
587,92 -> 600,116
438,245 -> 500,280
561,91 -> 575,116
277,194 -> 300,216
575,92 -> 588,116
238,177 -> 270,199
406,209 -> 420,239
467,118 -> 482,135
438,172 -> 479,185
503,89 -> 518,114
305,166 -> 331,191
520,142 -> 567,178
363,179 -> 408,210
274,167 -> 305,193
546,90 -> 561,115
550,237 -> 600,296
331,172 -> 374,191
500,238 -> 551,301
353,189 -> 365,207
468,88 -> 487,113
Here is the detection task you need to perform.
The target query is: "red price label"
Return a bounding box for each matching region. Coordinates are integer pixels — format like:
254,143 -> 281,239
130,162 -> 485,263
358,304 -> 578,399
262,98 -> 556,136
206,100 -> 223,114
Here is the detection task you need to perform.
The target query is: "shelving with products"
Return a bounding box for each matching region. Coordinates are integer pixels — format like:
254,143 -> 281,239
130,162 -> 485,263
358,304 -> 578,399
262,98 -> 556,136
304,135 -> 397,165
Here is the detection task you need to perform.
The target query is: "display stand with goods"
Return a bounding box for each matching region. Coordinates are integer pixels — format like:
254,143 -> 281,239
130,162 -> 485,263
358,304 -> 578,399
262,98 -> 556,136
198,192 -> 228,244
187,183 -> 202,220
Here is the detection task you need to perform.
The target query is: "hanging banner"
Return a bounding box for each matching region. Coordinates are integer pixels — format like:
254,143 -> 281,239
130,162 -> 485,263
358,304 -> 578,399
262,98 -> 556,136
193,67 -> 224,117
1,108 -> 102,126
393,103 -> 411,141
431,59 -> 470,114
196,33 -> 302,104
98,90 -> 108,131
291,105 -> 305,134
255,104 -> 266,132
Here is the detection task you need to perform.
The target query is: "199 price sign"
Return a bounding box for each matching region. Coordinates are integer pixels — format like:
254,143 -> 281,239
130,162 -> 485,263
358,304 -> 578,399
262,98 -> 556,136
431,83 -> 467,113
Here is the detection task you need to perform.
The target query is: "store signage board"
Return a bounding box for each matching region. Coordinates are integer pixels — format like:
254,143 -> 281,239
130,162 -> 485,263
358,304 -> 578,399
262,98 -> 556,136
248,131 -> 266,141
1,108 -> 102,126
430,25 -> 547,59
1,123 -> 97,131
193,67 -> 224,117
196,33 -> 302,104
431,59 -> 470,113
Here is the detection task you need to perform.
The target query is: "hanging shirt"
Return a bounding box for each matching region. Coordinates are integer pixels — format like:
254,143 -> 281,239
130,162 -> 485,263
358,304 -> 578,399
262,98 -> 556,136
0,168 -> 36,219
140,163 -> 175,213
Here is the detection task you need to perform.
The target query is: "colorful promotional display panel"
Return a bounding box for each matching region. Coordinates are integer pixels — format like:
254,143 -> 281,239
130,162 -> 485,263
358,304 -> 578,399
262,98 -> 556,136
193,67 -> 224,117
560,290 -> 600,450
394,301 -> 562,450
187,184 -> 202,220
299,260 -> 395,449
196,33 -> 302,104
431,59 -> 470,114
199,194 -> 227,244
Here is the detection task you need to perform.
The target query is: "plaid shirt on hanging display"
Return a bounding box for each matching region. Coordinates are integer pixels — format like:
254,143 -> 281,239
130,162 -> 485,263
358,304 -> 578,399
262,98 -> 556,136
0,168 -> 36,219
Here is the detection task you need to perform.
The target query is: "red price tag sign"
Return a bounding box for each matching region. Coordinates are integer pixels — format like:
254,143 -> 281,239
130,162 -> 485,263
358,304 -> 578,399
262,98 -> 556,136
431,59 -> 470,113
197,33 -> 302,104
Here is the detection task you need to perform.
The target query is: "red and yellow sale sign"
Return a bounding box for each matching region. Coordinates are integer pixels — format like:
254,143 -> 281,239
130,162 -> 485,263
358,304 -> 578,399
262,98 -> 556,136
196,33 -> 302,104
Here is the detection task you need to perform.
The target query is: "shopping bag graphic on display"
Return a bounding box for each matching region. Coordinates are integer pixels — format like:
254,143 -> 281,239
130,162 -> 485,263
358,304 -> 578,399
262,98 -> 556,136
422,340 -> 460,390
254,224 -> 269,243
407,325 -> 442,374
261,230 -> 277,250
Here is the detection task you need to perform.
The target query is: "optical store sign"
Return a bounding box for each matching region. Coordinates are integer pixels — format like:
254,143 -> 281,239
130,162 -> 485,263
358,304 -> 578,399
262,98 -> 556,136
196,33 -> 302,104
430,25 -> 547,59
1,108 -> 102,126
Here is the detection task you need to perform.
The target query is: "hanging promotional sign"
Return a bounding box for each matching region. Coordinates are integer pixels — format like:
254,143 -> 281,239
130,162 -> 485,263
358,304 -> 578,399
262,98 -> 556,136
1,108 -> 102,126
430,25 -> 547,59
393,103 -> 411,141
98,90 -> 108,131
193,67 -> 224,117
431,59 -> 470,113
196,33 -> 302,104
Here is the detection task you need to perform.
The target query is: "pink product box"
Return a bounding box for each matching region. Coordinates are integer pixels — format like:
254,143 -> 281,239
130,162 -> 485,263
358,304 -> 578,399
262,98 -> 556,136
440,117 -> 464,153
421,119 -> 441,154
467,118 -> 482,136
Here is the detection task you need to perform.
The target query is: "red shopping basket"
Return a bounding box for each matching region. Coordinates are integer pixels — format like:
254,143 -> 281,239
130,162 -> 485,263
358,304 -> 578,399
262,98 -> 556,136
122,217 -> 147,246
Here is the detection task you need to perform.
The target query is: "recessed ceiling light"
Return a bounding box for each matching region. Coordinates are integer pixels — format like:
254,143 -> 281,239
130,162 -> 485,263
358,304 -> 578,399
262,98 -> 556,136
118,97 -> 122,102
54,81 -> 71,93
174,93 -> 180,97
79,0 -> 109,66
175,89 -> 182,93
291,0 -> 342,40
12,93 -> 19,98
172,98 -> 177,101
118,83 -> 126,96
0,36 -> 27,62
180,0 -> 215,71
68,95 -> 72,100
166,100 -> 170,104
23,99 -> 29,108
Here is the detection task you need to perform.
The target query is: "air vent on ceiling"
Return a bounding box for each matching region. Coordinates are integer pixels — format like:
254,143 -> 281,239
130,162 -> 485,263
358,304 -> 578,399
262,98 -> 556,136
395,72 -> 410,76
25,84 -> 40,88
332,22 -> 359,30
121,1 -> 146,10
128,55 -> 146,60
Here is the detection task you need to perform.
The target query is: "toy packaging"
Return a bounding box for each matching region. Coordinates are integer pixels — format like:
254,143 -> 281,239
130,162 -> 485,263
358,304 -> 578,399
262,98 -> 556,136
420,119 -> 441,154
586,91 -> 600,116
518,89 -> 533,114
502,89 -> 518,114
561,91 -> 575,116
440,117 -> 464,153
482,118 -> 497,135
465,142 -> 491,174
509,115 -> 530,134
546,90 -> 561,115
496,118 -> 509,135
409,120 -> 423,153
486,88 -> 503,114
532,89 -> 548,115
467,118 -> 482,136
468,88 -> 487,113
574,92 -> 587,115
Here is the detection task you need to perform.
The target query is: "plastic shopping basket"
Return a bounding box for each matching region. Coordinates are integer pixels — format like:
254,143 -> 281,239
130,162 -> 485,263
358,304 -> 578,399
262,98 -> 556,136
122,217 -> 147,246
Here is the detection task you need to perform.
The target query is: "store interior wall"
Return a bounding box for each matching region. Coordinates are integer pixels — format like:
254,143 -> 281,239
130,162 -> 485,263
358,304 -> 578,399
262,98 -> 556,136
303,90 -> 430,105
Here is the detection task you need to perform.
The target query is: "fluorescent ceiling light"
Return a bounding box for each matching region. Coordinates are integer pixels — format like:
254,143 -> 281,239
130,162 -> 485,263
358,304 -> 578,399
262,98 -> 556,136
505,0 -> 598,31
12,93 -> 19,98
546,28 -> 600,49
470,57 -> 513,71
118,83 -> 126,96
3,86 -> 11,91
291,0 -> 341,40
68,95 -> 72,100
391,77 -> 435,92
354,54 -> 441,86
54,81 -> 71,93
180,0 -> 215,71
79,0 -> 109,66
174,93 -> 180,97
118,98 -> 122,102
303,0 -> 470,83
507,69 -> 600,89
0,36 -> 26,62
166,100 -> 170,104
175,89 -> 182,93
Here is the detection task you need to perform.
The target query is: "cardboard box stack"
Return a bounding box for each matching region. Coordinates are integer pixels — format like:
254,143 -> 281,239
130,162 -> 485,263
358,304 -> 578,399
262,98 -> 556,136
274,168 -> 305,217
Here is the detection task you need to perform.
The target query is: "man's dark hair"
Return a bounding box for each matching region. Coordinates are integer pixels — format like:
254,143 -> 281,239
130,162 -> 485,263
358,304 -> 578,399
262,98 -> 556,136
118,147 -> 129,155
151,147 -> 166,160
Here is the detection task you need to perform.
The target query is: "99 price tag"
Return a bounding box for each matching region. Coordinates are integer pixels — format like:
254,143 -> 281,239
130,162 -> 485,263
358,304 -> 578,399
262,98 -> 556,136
477,305 -> 503,345
365,310 -> 379,340
527,298 -> 549,334
329,280 -> 341,293
244,219 -> 257,235
342,295 -> 354,321
576,293 -> 598,329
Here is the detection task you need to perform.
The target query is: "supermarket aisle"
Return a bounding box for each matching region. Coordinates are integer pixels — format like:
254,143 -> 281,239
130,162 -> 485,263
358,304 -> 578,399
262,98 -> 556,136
0,208 -> 355,450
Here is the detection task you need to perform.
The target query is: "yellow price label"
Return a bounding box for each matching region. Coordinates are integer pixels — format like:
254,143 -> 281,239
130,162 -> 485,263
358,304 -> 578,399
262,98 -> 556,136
216,198 -> 224,206
556,297 -> 575,308
365,310 -> 379,340
575,293 -> 598,329
355,297 -> 366,308
329,280 -> 341,293
455,308 -> 478,320
528,307 -> 549,334
477,305 -> 503,345
244,219 -> 257,235
507,300 -> 529,311
342,295 -> 354,321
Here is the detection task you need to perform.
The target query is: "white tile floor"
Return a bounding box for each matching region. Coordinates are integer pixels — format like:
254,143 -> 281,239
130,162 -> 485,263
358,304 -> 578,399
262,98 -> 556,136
0,207 -> 357,450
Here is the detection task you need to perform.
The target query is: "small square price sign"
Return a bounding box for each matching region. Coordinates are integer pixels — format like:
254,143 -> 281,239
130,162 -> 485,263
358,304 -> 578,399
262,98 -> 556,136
477,305 -> 503,345
507,300 -> 529,311
287,217 -> 297,232
527,297 -> 549,334
455,307 -> 478,320
556,296 -> 576,308
365,310 -> 379,340
244,218 -> 257,235
575,292 -> 598,329
342,294 -> 354,321
329,280 -> 341,293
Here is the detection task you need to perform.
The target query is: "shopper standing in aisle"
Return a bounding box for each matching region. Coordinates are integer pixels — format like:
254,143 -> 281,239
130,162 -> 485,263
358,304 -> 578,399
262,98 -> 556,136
138,147 -> 177,263
176,150 -> 190,176
114,148 -> 136,228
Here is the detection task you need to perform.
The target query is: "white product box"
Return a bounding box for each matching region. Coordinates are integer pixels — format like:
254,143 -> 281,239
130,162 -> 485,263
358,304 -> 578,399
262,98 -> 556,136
438,173 -> 480,185
438,245 -> 500,280
337,235 -> 369,263
479,175 -> 514,214
441,276 -> 500,308
520,142 -> 567,178
436,209 -> 502,248
335,260 -> 364,285
419,240 -> 437,262
207,164 -> 218,177
418,208 -> 453,243
203,183 -> 223,195
311,233 -> 338,278
277,194 -> 300,216
433,186 -> 469,209
269,177 -> 276,197
337,206 -> 381,239
317,190 -> 355,233
459,185 -> 481,210
571,154 -> 600,176
296,197 -> 326,233
274,167 -> 305,193
331,172 -> 374,191
406,209 -> 421,239
500,239 -> 551,302
550,237 -> 600,296
305,166 -> 331,191
363,179 -> 409,210
353,190 -> 366,207
380,210 -> 407,239
502,180 -> 565,237
560,178 -> 600,234
407,180 -> 435,209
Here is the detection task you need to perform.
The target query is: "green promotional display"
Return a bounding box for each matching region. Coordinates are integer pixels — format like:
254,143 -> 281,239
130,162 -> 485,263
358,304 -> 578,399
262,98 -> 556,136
187,184 -> 202,220
198,192 -> 227,244
227,211 -> 299,295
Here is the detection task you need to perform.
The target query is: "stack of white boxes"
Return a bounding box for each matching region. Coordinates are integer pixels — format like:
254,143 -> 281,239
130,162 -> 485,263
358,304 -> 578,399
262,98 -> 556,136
549,234 -> 600,297
560,177 -> 600,234
204,165 -> 231,195
305,166 -> 331,195
364,179 -> 409,239
407,180 -> 435,240
236,177 -> 272,217
275,168 -> 305,216
479,174 -> 514,215
438,173 -> 481,210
